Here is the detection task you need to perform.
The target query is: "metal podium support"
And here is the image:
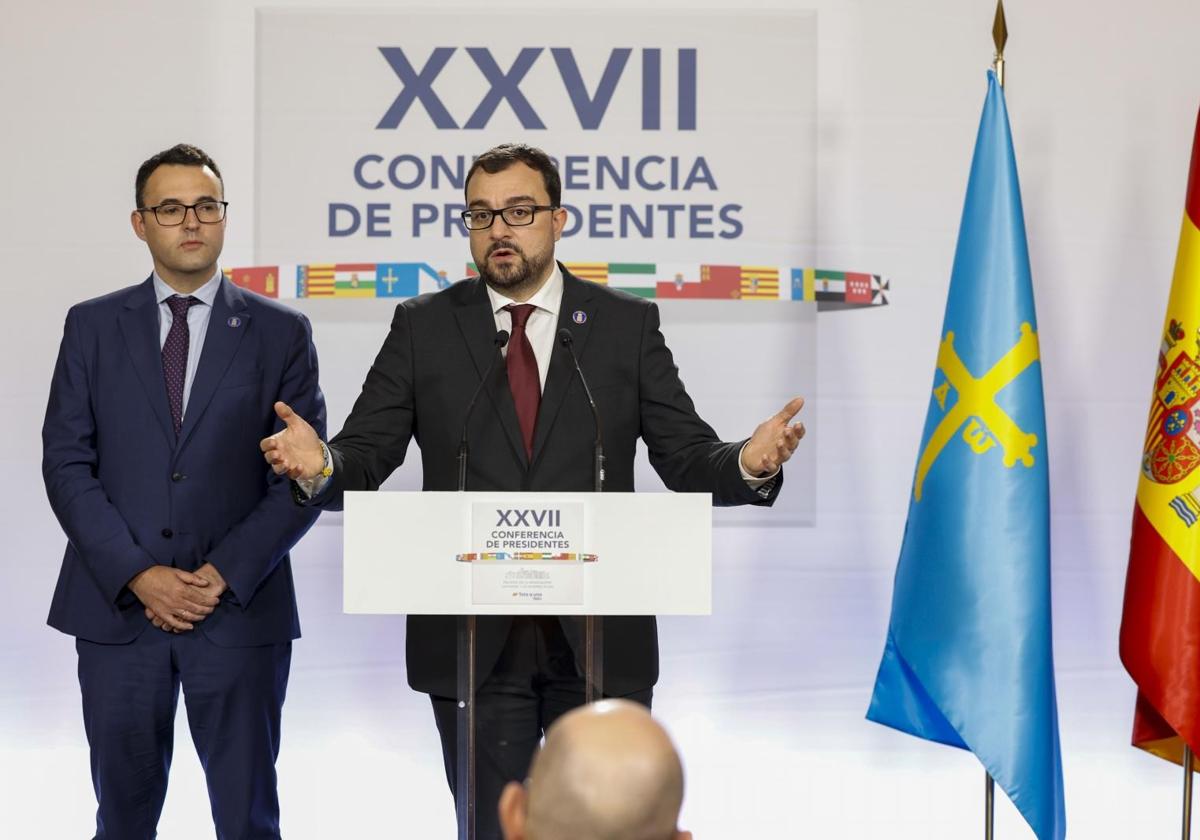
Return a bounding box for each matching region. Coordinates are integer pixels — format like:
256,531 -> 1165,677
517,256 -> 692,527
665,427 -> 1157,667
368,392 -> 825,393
456,615 -> 477,840
455,613 -> 604,838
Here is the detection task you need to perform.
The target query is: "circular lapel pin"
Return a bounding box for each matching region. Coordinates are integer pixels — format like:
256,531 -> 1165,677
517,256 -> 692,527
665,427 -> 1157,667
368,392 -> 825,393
227,316 -> 242,328
572,310 -> 587,325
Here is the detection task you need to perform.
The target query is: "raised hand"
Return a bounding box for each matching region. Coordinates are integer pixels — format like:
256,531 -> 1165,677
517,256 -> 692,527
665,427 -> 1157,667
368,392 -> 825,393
740,397 -> 806,477
260,401 -> 326,480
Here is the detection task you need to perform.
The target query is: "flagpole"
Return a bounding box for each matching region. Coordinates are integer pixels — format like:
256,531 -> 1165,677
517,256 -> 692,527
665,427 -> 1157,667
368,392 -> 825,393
982,11 -> 1008,839
1185,745 -> 1194,840
981,8 -> 1006,838
992,0 -> 1007,89
985,772 -> 995,839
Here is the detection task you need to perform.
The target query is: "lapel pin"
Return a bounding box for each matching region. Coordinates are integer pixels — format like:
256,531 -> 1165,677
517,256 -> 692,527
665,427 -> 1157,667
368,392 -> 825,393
572,310 -> 587,325
227,316 -> 243,328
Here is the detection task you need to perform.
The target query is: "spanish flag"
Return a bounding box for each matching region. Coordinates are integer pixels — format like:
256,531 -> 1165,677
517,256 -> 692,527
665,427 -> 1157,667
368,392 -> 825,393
1121,110 -> 1200,768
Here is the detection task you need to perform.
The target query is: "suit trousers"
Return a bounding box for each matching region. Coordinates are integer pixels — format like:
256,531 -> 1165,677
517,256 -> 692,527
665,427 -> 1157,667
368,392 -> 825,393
76,628 -> 291,840
430,616 -> 653,840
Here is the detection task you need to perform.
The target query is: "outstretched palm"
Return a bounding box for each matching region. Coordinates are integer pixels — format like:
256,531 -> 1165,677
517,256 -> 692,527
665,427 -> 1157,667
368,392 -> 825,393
260,401 -> 325,480
740,397 -> 806,476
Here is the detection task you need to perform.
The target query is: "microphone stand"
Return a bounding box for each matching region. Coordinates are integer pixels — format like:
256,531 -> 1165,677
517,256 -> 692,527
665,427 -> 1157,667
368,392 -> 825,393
458,330 -> 510,491
558,328 -> 605,702
557,329 -> 605,493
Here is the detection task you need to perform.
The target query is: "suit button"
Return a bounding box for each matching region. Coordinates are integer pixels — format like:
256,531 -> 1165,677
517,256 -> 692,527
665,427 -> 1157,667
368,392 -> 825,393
171,472 -> 184,482
161,528 -> 173,539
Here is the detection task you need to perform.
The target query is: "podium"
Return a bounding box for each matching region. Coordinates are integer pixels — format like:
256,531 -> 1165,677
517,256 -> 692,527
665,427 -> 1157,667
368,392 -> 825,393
344,491 -> 712,839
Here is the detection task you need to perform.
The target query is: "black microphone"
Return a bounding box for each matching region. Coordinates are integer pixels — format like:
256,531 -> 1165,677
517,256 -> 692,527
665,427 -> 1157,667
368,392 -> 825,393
458,329 -> 510,491
557,328 -> 605,492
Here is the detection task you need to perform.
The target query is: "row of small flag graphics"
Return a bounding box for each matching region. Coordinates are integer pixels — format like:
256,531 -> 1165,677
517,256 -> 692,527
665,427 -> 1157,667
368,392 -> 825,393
225,262 -> 890,307
223,263 -> 447,299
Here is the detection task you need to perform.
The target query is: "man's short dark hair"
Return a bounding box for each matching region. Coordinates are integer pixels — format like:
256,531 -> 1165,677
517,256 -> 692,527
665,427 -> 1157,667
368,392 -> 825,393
464,143 -> 561,207
135,143 -> 223,208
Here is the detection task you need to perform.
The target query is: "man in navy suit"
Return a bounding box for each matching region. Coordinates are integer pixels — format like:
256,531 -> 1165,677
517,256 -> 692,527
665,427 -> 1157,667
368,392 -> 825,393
42,143 -> 325,839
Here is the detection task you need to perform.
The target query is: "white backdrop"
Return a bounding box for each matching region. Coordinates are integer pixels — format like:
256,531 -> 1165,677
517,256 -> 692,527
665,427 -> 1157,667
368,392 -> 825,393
255,9 -> 818,268
3,1 -> 1200,837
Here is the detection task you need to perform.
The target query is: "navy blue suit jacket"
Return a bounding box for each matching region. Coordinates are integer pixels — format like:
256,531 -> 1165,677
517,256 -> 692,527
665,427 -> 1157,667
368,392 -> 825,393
43,275 -> 326,647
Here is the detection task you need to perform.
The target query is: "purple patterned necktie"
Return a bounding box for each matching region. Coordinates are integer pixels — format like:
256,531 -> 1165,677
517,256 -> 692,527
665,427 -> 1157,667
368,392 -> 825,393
162,295 -> 200,436
504,304 -> 541,458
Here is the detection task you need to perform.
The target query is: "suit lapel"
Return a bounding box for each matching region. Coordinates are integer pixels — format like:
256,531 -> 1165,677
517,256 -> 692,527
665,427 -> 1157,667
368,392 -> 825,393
177,278 -> 251,451
452,279 -> 527,466
118,277 -> 176,445
531,269 -> 596,465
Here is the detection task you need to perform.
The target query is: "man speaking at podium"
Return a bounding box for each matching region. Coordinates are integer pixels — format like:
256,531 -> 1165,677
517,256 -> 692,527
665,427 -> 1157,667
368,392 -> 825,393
261,143 -> 805,837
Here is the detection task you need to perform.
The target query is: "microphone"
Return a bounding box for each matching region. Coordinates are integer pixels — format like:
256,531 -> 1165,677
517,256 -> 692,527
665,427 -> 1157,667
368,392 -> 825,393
458,329 -> 510,491
557,328 -> 605,492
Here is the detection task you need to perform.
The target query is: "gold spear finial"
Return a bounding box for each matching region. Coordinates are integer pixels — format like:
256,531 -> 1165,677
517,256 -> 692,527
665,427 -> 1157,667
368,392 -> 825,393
993,0 -> 1008,88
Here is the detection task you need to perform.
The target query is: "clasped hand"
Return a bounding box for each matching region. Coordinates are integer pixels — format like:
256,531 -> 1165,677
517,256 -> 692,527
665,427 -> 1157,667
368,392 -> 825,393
130,564 -> 227,633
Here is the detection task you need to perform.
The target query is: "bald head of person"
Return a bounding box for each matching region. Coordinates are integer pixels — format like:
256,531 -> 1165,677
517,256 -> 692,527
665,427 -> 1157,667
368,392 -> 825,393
498,699 -> 692,840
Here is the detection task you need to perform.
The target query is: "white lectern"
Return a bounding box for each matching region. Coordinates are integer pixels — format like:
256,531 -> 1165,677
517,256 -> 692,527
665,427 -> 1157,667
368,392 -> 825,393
344,490 -> 712,840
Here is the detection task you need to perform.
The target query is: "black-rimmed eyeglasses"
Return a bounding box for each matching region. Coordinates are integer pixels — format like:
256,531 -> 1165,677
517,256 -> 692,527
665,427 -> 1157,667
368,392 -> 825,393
138,201 -> 229,226
460,204 -> 556,231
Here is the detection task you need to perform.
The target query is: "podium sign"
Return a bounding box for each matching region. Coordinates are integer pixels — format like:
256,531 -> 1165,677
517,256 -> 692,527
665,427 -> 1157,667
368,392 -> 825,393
343,490 -> 712,839
464,500 -> 588,606
344,491 -> 713,616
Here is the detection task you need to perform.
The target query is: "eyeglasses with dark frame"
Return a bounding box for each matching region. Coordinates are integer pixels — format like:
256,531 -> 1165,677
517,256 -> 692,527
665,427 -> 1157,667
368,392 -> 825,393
138,201 -> 229,226
460,204 -> 556,231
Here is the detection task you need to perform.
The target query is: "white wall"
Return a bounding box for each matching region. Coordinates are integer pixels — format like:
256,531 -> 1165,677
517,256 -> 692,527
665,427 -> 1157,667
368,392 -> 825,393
3,1 -> 1199,837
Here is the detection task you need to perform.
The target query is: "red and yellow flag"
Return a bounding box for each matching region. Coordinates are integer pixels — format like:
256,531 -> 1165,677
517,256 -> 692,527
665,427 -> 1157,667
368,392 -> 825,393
1121,110 -> 1200,767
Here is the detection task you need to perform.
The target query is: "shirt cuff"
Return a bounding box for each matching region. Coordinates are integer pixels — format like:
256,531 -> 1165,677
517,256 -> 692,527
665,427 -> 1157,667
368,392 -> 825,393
295,440 -> 332,498
738,441 -> 779,489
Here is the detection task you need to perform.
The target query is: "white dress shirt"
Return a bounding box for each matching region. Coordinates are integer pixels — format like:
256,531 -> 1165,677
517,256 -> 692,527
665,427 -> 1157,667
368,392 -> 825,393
153,268 -> 222,416
484,263 -> 563,393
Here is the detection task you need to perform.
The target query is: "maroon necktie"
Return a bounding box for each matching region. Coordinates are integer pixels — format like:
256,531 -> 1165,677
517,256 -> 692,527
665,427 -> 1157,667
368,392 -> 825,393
504,304 -> 541,458
162,295 -> 199,436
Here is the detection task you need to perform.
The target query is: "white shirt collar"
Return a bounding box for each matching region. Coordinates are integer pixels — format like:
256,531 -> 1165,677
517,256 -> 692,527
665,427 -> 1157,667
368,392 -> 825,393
153,267 -> 223,307
485,262 -> 564,317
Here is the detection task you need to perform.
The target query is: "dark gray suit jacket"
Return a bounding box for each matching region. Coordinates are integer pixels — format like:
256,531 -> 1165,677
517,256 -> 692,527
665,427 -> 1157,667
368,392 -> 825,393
311,266 -> 779,696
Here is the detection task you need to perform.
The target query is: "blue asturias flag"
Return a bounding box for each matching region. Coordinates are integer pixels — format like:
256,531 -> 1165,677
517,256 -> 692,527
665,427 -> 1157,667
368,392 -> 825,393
866,70 -> 1066,840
